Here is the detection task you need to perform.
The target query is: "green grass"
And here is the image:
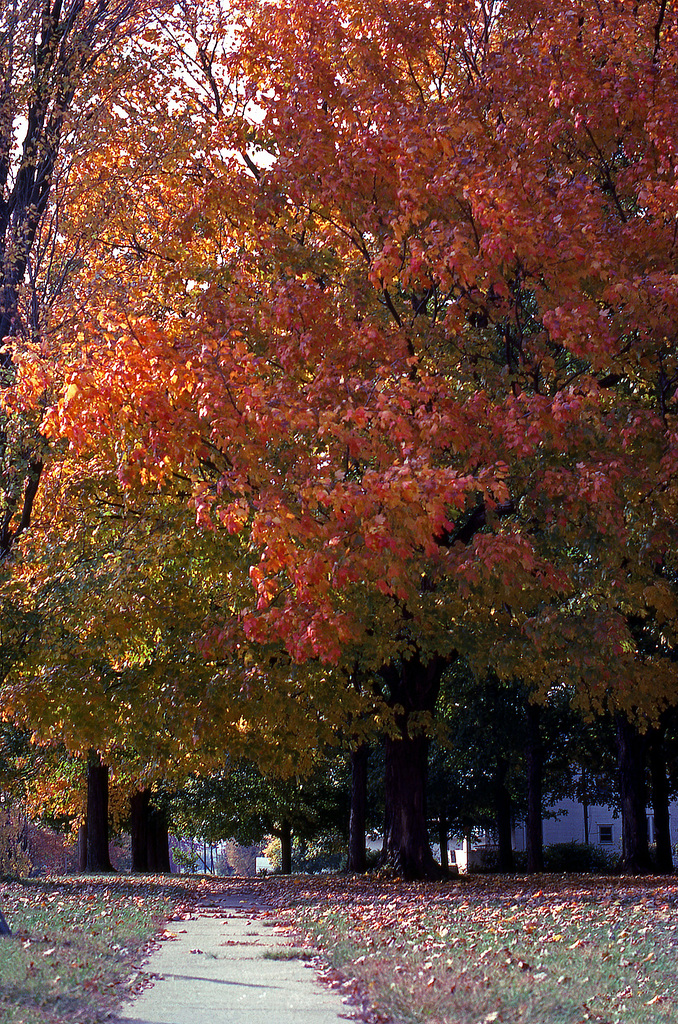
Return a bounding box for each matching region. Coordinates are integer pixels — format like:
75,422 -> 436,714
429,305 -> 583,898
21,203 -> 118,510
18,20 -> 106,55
2,872 -> 677,1024
0,875 -> 178,1024
295,875 -> 678,1024
261,946 -> 315,960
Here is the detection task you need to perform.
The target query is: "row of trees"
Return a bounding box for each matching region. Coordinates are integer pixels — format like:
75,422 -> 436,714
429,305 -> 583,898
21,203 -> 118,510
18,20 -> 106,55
0,0 -> 677,902
2,657 -> 676,881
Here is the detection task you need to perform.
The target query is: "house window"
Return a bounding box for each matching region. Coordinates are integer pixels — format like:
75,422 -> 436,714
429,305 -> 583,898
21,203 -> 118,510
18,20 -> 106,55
599,824 -> 613,845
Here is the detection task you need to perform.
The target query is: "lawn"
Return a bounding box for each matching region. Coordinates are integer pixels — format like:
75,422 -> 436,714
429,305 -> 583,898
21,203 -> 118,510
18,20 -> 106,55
1,873 -> 677,1024
282,874 -> 678,1024
0,875 -> 185,1024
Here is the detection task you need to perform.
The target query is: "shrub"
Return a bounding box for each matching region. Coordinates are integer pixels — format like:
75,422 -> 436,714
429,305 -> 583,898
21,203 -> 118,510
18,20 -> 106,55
542,842 -> 615,873
465,842 -> 615,874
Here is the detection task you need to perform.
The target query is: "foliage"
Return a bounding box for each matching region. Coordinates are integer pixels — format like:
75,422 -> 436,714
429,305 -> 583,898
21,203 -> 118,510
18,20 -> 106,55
0,802 -> 30,879
431,668 -> 530,839
264,833 -> 346,874
1,0 -> 678,880
8,0 -> 665,827
171,754 -> 350,850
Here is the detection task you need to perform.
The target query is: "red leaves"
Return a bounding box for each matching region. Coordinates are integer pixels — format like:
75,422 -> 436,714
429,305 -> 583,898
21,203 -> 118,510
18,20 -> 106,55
5,0 -> 667,736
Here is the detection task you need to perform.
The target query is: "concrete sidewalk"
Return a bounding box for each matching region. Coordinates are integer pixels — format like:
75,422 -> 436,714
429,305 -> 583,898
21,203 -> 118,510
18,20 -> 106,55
114,894 -> 350,1024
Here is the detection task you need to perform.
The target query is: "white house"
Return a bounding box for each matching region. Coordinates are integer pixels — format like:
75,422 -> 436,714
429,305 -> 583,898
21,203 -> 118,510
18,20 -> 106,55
450,795 -> 678,871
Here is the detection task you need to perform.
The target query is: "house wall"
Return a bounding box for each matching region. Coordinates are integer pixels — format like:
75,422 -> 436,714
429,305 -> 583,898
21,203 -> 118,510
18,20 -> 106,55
511,797 -> 678,856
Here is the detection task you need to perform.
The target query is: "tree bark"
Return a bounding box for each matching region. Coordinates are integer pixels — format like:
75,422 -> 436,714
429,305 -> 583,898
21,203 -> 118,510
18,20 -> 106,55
382,729 -> 442,878
648,724 -> 673,874
280,820 -> 292,874
347,743 -> 369,872
147,804 -> 171,872
581,770 -> 590,845
438,813 -> 449,873
615,714 -> 651,874
130,788 -> 151,872
526,701 -> 544,873
380,654 -> 444,879
495,757 -> 514,873
86,749 -> 113,872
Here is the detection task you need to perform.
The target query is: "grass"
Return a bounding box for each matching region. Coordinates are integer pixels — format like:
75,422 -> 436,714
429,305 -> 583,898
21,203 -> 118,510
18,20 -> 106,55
0,874 -> 184,1024
261,945 -> 315,960
1,872 -> 677,1024
289,874 -> 678,1024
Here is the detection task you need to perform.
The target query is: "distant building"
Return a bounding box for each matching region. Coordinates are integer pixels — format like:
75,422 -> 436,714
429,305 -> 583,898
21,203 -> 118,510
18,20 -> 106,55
449,796 -> 678,871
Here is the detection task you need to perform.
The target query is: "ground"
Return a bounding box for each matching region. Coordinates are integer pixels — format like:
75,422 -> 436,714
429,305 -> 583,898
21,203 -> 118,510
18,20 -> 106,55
0,873 -> 676,1023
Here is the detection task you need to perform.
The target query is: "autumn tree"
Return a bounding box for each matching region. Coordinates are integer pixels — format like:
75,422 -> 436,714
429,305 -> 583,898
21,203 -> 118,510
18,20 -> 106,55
39,0 -> 678,879
0,0 -> 182,928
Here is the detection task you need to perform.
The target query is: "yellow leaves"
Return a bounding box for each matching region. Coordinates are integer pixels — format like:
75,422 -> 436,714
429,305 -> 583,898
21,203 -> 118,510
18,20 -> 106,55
642,584 -> 676,623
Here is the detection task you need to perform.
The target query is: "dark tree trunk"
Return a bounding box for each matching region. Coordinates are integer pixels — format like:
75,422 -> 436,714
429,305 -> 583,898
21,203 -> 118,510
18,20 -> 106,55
495,757 -> 514,873
347,743 -> 369,872
438,813 -> 449,873
78,821 -> 87,872
147,804 -> 171,872
280,820 -> 292,875
615,714 -> 651,874
380,654 -> 444,880
383,730 -> 443,878
526,701 -> 544,873
130,788 -> 151,872
648,724 -> 673,874
86,750 -> 113,872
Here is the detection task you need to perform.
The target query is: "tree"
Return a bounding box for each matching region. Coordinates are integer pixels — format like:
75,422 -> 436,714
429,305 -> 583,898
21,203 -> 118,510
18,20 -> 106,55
171,755 -> 349,875
0,0 -> 172,919
0,0 -> 162,555
42,0 -> 678,877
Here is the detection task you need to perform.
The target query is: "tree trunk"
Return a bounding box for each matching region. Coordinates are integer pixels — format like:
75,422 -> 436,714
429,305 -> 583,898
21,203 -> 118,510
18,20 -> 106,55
347,743 -> 369,872
495,757 -> 514,873
86,749 -> 113,872
526,701 -> 544,873
130,788 -> 151,872
648,724 -> 673,874
438,813 -> 449,873
147,804 -> 171,872
380,654 -> 444,880
280,820 -> 292,874
383,729 -> 442,878
615,714 -> 651,874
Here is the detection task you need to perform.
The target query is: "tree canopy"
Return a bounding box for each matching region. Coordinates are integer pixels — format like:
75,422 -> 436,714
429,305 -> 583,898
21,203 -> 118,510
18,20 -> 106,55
2,0 -> 678,876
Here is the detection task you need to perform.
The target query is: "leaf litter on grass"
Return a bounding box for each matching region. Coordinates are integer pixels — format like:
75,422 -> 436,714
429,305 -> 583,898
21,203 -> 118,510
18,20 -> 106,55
269,874 -> 678,1024
1,872 -> 677,1024
0,874 -> 194,1024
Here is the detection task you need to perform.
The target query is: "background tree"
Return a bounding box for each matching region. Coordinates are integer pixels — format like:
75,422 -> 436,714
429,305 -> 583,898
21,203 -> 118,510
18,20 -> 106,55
171,754 -> 349,875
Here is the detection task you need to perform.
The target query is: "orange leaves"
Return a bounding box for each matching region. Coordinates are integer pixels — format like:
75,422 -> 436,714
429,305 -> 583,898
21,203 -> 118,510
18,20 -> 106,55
19,0 -> 671,723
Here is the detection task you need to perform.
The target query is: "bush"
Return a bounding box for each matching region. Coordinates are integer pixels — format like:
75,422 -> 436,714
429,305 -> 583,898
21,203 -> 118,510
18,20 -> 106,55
465,842 -> 615,874
465,847 -> 527,874
542,842 -> 615,873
